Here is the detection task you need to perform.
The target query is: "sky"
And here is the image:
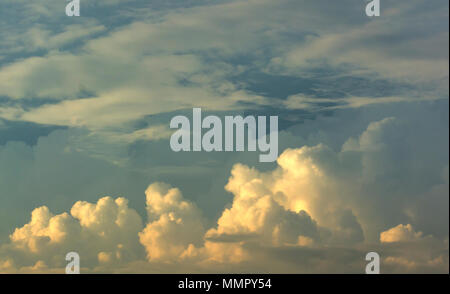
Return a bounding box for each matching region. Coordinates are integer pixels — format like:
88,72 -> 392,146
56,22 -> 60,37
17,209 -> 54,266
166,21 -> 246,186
0,0 -> 448,273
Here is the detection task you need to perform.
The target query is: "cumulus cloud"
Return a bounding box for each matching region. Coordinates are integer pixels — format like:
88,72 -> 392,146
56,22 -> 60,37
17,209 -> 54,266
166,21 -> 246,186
380,224 -> 424,243
139,183 -> 205,261
207,163 -> 319,246
0,129 -> 152,242
1,196 -> 144,272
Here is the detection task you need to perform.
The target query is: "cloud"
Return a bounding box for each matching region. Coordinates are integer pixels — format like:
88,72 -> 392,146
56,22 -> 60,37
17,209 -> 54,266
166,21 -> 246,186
282,94 -> 431,111
139,183 -> 206,261
380,224 -> 424,243
270,0 -> 449,94
0,0 -> 448,274
1,101 -> 448,273
1,196 -> 144,271
0,129 -> 152,242
377,224 -> 448,273
1,99 -> 448,273
1,0 -> 446,162
206,163 -> 320,246
0,167 -> 447,273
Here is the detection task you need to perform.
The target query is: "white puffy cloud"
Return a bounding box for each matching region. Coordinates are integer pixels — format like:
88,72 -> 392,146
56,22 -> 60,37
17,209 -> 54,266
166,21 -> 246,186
0,172 -> 447,273
139,183 -> 206,261
2,196 -> 144,271
207,163 -> 319,246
